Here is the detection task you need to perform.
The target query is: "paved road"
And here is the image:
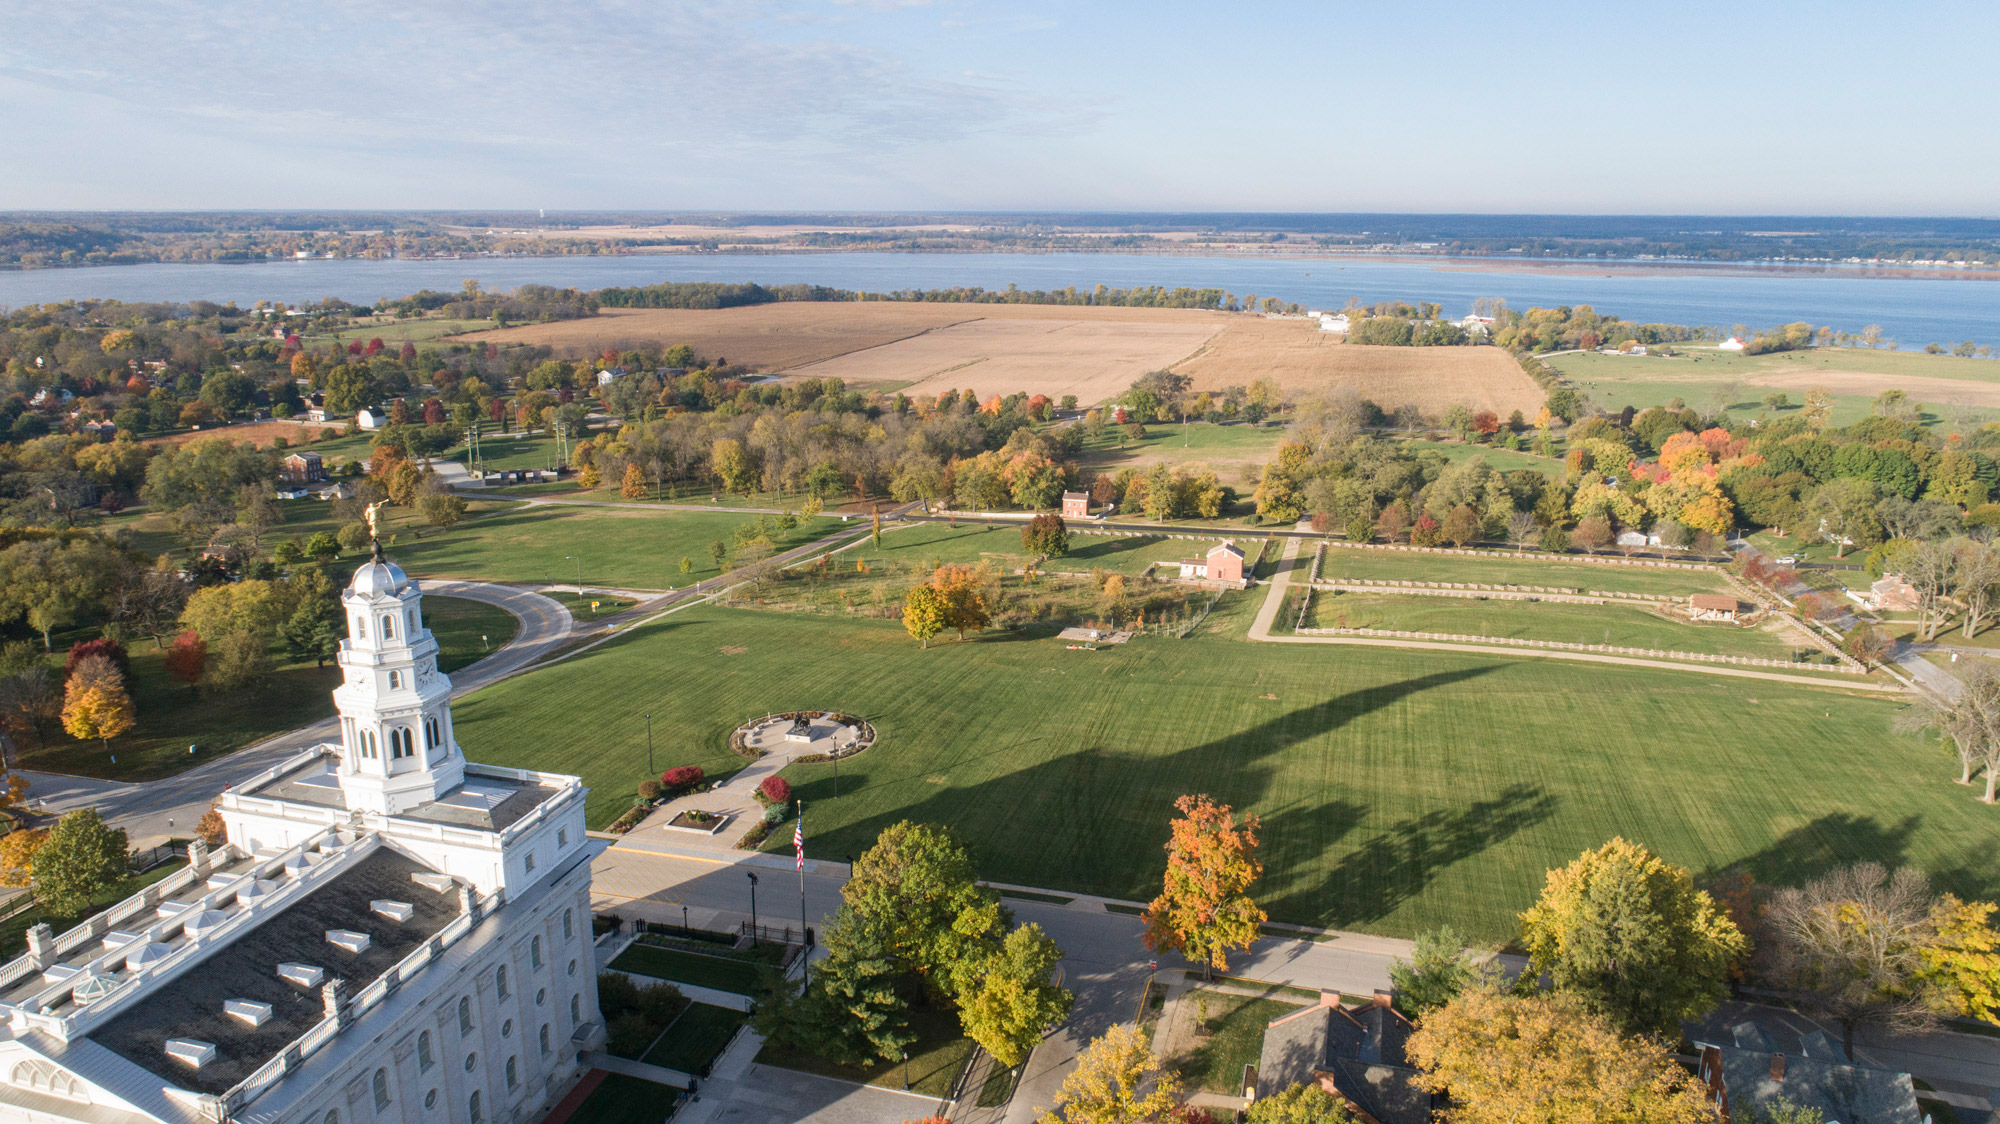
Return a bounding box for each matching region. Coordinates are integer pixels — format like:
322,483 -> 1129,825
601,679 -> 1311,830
15,582 -> 572,844
591,836 -> 1421,1123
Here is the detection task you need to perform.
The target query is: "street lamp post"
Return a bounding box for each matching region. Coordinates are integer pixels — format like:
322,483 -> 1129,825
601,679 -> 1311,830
746,872 -> 759,945
682,904 -> 689,934
902,1049 -> 910,1091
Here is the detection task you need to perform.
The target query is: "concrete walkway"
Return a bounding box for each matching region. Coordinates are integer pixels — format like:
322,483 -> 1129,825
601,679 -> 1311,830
621,714 -> 863,854
674,1027 -> 946,1124
578,1050 -> 693,1090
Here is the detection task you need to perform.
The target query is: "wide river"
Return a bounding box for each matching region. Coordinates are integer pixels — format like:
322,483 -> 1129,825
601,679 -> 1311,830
3,252 -> 1997,347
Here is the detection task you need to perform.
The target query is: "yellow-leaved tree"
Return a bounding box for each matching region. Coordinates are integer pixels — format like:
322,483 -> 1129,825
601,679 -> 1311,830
1036,1024 -> 1179,1124
61,655 -> 135,755
1407,990 -> 1713,1124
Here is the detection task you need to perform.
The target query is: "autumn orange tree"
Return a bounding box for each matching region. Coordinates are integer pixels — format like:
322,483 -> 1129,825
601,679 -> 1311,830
930,564 -> 991,640
1141,794 -> 1265,980
61,655 -> 135,755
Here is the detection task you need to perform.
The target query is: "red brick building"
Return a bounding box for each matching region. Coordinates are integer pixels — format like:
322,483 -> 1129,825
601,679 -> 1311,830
1061,491 -> 1090,519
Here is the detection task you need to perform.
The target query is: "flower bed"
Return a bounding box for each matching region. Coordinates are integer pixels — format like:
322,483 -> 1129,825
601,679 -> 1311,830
667,809 -> 730,835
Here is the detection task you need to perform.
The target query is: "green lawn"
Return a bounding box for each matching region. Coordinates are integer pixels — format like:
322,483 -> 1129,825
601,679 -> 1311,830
12,596 -> 512,781
1305,592 -> 1806,660
642,1003 -> 746,1075
754,1003 -> 973,1098
308,317 -> 493,346
1315,545 -> 1728,597
1544,347 -> 2000,431
0,862 -> 186,958
385,505 -> 840,591
610,946 -> 763,994
450,432 -> 565,472
571,1072 -> 681,1124
1173,990 -> 1306,1094
424,595 -> 520,673
1393,439 -> 1566,478
451,599 -> 2000,943
1075,421 -> 1286,489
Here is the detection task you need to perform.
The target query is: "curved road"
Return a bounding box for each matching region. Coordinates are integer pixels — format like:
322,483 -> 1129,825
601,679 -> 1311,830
16,582 -> 573,844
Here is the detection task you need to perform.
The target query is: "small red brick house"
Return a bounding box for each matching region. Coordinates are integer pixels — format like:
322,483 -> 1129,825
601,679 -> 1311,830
1061,491 -> 1090,519
1178,541 -> 1247,585
282,451 -> 327,483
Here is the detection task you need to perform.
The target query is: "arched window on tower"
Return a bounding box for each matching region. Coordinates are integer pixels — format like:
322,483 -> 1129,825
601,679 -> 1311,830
355,616 -> 367,640
381,614 -> 395,639
408,609 -> 419,634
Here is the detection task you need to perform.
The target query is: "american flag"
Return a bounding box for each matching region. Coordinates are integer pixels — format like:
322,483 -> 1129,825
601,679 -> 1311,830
794,815 -> 805,871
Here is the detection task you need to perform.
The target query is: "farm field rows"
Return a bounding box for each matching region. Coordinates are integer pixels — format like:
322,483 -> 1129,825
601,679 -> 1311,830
1302,591 -> 1807,660
1314,545 -> 1729,597
450,599 -> 1991,943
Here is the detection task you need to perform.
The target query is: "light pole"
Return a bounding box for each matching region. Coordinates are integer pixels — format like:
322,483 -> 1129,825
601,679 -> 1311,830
682,904 -> 689,934
746,872 -> 759,945
901,1048 -> 909,1091
645,712 -> 654,777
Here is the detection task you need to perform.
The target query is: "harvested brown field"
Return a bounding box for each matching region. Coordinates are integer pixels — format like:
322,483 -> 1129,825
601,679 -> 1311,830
466,303 -> 1542,415
1745,369 -> 2000,407
1175,318 -> 1546,416
789,316 -> 1221,404
139,419 -> 320,449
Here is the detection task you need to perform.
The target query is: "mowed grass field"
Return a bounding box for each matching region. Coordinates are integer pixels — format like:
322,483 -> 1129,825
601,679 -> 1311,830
389,505 -> 839,590
451,597 -> 1998,942
1545,347 -> 2000,430
1075,420 -> 1286,490
1315,546 -> 1729,597
1178,318 -> 1546,417
1304,592 -> 1806,660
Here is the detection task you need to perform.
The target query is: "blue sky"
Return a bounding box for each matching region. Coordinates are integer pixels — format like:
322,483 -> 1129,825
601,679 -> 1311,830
1,0 -> 1993,214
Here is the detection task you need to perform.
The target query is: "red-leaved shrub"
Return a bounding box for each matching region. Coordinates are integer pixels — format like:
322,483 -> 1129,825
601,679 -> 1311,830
663,766 -> 704,792
758,776 -> 791,805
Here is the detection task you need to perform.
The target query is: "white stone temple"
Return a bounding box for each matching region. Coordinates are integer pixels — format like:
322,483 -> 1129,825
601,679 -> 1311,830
0,538 -> 600,1124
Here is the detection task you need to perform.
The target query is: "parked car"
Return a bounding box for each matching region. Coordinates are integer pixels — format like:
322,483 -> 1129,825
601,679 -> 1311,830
1775,555 -> 1798,565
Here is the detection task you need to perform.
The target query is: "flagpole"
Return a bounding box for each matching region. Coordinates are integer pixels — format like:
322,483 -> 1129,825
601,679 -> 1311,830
796,800 -> 810,987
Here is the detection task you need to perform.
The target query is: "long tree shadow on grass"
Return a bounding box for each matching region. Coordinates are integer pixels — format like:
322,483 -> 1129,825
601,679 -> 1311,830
1698,812 -> 1922,891
783,665 -> 1505,909
1259,783 -> 1561,931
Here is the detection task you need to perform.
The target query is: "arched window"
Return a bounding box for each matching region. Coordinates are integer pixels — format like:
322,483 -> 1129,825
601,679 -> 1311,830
408,609 -> 419,634
531,936 -> 543,971
372,1068 -> 391,1111
418,1030 -> 434,1072
504,1056 -> 518,1090
501,1019 -> 512,1039
457,996 -> 473,1035
496,966 -> 509,1000
324,1111 -> 339,1124
563,909 -> 573,940
539,1024 -> 551,1056
468,1091 -> 483,1123
355,616 -> 367,640
570,995 -> 580,1025
381,615 -> 395,639
10,1059 -> 87,1103
388,670 -> 402,691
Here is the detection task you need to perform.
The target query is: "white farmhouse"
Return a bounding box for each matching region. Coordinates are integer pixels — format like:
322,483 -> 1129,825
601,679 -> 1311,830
355,408 -> 386,430
1718,336 -> 1747,351
0,537 -> 601,1124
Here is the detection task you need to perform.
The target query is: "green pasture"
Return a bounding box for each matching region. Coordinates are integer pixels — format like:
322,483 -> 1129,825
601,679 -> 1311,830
379,505 -> 839,591
1314,546 -> 1727,597
1392,438 -> 1565,478
1304,591 -> 1805,660
450,599 -> 1994,942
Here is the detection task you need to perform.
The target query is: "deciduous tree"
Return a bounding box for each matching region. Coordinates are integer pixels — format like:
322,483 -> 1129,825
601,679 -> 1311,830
842,821 -> 1004,988
31,809 -> 128,918
1036,1024 -> 1179,1124
621,462 -> 647,499
1022,513 -> 1070,560
1245,1082 -> 1354,1123
930,565 -> 991,640
958,923 -> 1073,1067
0,828 -> 47,885
163,630 -> 207,690
1897,660 -> 2000,797
1517,838 -> 1745,1037
1141,794 -> 1266,979
902,585 -> 947,649
1406,990 -> 1712,1124
1388,926 -> 1482,1015
61,659 -> 134,755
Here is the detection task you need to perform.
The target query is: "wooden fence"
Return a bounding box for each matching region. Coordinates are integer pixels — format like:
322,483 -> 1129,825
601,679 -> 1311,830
1290,626 -> 1865,674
